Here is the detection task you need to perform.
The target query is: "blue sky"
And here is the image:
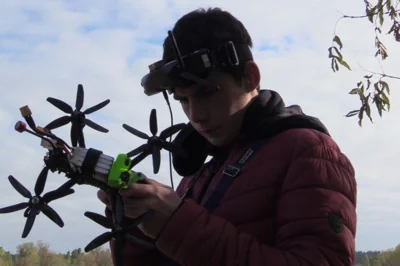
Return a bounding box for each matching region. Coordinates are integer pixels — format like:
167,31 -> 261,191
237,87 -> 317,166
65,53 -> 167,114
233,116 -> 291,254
0,0 -> 400,255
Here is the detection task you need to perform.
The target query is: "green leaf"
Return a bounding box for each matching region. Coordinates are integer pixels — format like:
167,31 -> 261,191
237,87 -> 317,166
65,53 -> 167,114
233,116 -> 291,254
381,93 -> 390,103
386,0 -> 392,10
331,58 -> 336,72
365,102 -> 373,122
345,110 -> 360,117
331,58 -> 339,72
381,92 -> 391,111
358,106 -> 364,127
379,9 -> 384,26
374,82 -> 380,92
333,47 -> 343,59
349,88 -> 361,94
374,95 -> 383,117
380,80 -> 390,94
366,79 -> 371,90
367,6 -> 376,23
337,58 -> 351,70
333,35 -> 343,49
377,0 -> 384,10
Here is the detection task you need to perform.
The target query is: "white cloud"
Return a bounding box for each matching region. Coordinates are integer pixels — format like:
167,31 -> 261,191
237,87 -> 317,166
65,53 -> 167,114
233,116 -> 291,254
0,0 -> 399,254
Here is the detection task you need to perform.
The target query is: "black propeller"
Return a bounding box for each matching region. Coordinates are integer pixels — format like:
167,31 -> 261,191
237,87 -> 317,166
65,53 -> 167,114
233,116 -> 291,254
44,84 -> 110,147
122,109 -> 187,174
0,169 -> 74,238
83,188 -> 155,266
84,210 -> 155,252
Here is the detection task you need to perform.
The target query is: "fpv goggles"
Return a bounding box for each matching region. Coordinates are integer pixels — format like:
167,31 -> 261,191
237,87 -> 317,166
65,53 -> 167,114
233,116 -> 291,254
141,30 -> 253,96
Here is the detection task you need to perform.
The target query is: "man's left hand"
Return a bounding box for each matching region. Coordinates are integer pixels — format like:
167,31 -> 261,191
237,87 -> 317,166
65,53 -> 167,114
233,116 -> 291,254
119,177 -> 182,239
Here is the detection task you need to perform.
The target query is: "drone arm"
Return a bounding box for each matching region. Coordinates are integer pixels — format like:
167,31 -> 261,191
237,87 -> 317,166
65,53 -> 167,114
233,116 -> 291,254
104,207 -> 160,266
104,175 -> 189,265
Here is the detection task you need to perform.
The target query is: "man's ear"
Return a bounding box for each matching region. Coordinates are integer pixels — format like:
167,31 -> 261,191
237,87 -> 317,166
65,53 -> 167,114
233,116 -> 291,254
243,61 -> 260,92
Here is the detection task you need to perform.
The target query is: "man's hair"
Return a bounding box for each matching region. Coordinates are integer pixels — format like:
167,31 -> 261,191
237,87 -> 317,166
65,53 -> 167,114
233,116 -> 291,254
162,7 -> 253,83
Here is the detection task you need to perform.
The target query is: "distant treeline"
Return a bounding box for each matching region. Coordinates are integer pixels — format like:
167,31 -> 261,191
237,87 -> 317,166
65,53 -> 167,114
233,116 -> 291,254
1,240 -> 400,265
354,244 -> 400,266
0,241 -> 113,266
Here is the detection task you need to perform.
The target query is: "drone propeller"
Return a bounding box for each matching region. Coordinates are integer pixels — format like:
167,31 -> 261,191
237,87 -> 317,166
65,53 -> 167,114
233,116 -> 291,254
44,84 -> 110,147
84,197 -> 154,266
122,109 -> 187,174
83,210 -> 154,252
0,169 -> 74,238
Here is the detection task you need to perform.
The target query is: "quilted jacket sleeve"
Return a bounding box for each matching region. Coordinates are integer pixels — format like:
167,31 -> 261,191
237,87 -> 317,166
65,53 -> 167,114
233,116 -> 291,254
154,134 -> 357,266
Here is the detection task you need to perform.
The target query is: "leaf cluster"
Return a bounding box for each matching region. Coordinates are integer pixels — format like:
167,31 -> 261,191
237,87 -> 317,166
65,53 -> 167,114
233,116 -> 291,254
329,0 -> 400,126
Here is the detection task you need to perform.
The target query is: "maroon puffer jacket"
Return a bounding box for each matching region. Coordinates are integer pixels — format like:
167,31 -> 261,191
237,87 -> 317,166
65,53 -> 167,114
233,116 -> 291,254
107,90 -> 357,266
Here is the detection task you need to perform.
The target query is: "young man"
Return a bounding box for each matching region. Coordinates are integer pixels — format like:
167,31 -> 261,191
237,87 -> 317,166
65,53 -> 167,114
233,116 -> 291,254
98,7 -> 357,266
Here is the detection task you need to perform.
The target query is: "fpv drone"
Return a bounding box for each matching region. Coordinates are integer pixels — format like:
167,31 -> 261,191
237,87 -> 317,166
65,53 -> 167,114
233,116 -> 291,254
0,83 -> 186,264
0,30 -> 251,266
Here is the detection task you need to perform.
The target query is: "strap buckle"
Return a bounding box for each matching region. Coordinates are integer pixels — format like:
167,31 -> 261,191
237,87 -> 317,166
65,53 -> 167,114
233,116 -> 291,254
217,41 -> 239,67
222,165 -> 240,177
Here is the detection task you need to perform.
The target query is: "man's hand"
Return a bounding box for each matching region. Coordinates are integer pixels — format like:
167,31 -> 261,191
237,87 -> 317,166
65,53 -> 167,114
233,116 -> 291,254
97,177 -> 182,239
97,189 -> 111,211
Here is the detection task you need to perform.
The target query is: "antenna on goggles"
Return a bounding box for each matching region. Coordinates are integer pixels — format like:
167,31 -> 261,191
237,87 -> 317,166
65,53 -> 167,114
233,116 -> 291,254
166,30 -> 219,91
167,30 -> 185,68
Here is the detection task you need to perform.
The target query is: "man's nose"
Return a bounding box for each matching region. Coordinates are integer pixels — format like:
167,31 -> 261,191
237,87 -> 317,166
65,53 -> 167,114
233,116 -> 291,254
188,101 -> 208,124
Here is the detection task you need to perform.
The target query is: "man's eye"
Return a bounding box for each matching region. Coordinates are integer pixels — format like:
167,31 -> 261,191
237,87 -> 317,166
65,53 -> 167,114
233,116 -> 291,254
199,89 -> 214,98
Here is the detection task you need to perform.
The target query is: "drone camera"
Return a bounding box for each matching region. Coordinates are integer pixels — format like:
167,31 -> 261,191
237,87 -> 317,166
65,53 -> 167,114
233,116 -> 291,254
119,171 -> 132,186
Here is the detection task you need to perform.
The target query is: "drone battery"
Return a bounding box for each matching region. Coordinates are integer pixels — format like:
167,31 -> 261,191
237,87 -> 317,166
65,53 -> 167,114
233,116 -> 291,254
70,147 -> 114,176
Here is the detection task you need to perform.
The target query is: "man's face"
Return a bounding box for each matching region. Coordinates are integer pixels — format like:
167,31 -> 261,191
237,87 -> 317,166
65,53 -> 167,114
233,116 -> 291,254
173,70 -> 257,146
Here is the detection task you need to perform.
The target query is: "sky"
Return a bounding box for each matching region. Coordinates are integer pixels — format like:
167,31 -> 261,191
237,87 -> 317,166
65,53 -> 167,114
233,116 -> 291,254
0,0 -> 400,255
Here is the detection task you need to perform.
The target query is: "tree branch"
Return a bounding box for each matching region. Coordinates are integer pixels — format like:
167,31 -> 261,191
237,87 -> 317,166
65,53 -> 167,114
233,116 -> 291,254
357,62 -> 400,80
338,5 -> 399,19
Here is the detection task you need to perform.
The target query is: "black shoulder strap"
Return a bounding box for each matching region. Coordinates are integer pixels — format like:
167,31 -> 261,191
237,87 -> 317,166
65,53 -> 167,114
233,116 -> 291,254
202,139 -> 265,213
157,140 -> 266,266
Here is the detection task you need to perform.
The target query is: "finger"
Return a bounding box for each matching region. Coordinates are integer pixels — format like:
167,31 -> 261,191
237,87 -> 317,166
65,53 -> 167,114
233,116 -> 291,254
97,190 -> 110,206
124,205 -> 148,217
124,208 -> 152,220
119,183 -> 157,198
145,178 -> 171,189
123,197 -> 153,209
121,197 -> 152,219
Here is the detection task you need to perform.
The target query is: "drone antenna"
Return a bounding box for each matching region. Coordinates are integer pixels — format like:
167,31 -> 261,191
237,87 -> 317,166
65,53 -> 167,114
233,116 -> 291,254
167,30 -> 185,69
14,121 -> 57,150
